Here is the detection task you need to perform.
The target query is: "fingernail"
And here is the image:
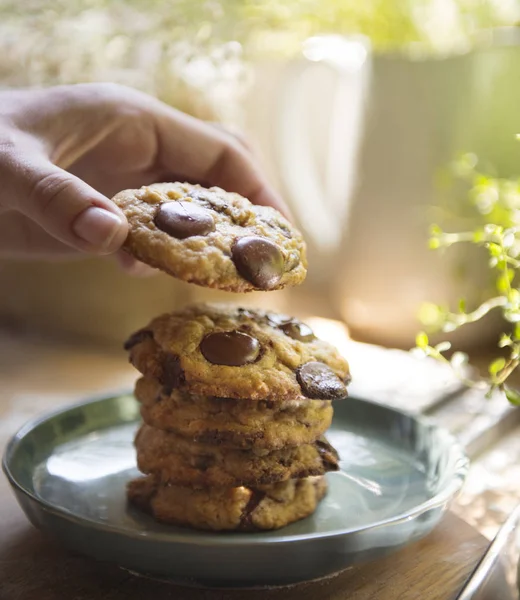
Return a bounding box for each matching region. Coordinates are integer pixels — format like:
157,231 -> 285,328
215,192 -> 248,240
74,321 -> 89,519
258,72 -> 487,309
73,207 -> 125,252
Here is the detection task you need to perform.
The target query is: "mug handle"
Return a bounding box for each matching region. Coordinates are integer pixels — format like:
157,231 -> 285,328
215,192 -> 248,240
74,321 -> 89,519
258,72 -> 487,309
275,35 -> 371,253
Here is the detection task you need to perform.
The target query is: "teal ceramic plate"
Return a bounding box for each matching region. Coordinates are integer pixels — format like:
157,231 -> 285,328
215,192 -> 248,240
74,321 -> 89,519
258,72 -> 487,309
2,393 -> 468,588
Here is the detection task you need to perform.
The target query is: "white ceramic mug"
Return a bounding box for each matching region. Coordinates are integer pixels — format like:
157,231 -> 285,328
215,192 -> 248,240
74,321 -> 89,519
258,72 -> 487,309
243,34 -> 514,349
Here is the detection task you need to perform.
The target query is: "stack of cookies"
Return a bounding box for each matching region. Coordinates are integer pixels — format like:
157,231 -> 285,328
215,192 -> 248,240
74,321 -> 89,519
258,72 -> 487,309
113,183 -> 350,532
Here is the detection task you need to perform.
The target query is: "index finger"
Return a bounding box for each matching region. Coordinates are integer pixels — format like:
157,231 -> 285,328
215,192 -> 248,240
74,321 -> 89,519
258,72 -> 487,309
147,99 -> 292,220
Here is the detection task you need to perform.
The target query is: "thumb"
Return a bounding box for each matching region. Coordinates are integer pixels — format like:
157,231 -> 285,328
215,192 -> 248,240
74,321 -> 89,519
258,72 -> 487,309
2,152 -> 128,254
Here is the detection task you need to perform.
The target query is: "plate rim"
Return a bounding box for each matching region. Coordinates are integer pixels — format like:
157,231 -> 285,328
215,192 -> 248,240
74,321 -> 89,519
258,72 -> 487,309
2,390 -> 469,547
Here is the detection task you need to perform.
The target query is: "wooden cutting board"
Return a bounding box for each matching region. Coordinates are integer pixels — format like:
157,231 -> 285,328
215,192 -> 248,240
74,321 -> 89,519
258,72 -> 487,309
0,491 -> 489,600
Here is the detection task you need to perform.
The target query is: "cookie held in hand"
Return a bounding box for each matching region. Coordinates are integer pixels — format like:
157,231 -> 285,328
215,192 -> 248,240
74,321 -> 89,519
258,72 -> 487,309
112,182 -> 307,292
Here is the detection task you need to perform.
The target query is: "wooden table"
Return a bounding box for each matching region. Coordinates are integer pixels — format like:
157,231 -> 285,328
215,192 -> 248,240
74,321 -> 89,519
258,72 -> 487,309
0,331 -> 514,600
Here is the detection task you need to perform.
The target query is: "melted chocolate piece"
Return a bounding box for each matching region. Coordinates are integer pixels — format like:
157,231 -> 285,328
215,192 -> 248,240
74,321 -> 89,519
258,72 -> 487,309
279,321 -> 316,342
159,354 -> 185,393
239,488 -> 266,530
315,439 -> 340,471
200,331 -> 260,366
296,362 -> 348,400
232,236 -> 284,289
265,313 -> 315,342
265,312 -> 291,326
154,201 -> 215,239
123,329 -> 153,350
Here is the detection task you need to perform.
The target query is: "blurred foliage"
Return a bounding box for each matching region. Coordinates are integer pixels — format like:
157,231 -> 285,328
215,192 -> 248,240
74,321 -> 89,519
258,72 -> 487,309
433,152 -> 520,229
0,0 -> 517,118
416,150 -> 520,401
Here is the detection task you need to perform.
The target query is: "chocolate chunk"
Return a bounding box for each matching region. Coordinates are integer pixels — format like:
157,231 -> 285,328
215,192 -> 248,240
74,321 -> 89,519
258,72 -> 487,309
265,313 -> 316,341
159,354 -> 185,392
123,329 -> 153,350
315,438 -> 340,471
154,201 -> 215,239
232,236 -> 284,289
239,488 -> 266,530
296,362 -> 347,399
200,331 -> 260,366
279,321 -> 316,342
265,312 -> 291,326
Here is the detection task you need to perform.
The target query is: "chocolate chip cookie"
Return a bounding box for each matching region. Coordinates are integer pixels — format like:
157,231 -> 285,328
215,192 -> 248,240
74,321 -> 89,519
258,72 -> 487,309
135,376 -> 333,450
134,424 -> 338,487
127,475 -> 327,531
112,182 -> 307,292
125,304 -> 350,401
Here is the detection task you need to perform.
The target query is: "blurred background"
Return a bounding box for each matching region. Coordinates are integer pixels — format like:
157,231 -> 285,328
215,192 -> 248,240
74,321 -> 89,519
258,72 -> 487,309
1,0 -> 520,351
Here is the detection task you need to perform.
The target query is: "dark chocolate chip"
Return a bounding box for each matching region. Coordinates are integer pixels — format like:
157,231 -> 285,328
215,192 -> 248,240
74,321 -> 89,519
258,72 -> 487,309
265,312 -> 292,326
239,488 -> 266,530
315,438 -> 340,471
159,354 -> 185,392
123,329 -> 153,350
200,331 -> 260,366
279,321 -> 316,342
265,313 -> 316,341
296,361 -> 347,399
154,201 -> 215,239
232,236 -> 284,289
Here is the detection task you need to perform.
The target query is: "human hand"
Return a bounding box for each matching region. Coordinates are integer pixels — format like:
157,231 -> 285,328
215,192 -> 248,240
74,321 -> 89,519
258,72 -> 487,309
0,83 -> 287,274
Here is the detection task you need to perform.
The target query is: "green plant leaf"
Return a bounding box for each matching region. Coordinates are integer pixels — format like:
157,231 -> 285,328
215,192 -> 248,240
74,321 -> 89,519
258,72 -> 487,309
505,385 -> 520,405
499,334 -> 512,348
473,229 -> 485,243
417,303 -> 441,327
487,242 -> 502,257
497,272 -> 512,293
415,331 -> 429,349
509,289 -> 520,304
489,357 -> 506,376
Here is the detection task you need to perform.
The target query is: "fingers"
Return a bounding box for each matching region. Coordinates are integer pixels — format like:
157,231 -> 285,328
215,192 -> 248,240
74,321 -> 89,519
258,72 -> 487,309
0,212 -> 156,277
149,102 -> 292,219
207,122 -> 254,153
1,149 -> 128,255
